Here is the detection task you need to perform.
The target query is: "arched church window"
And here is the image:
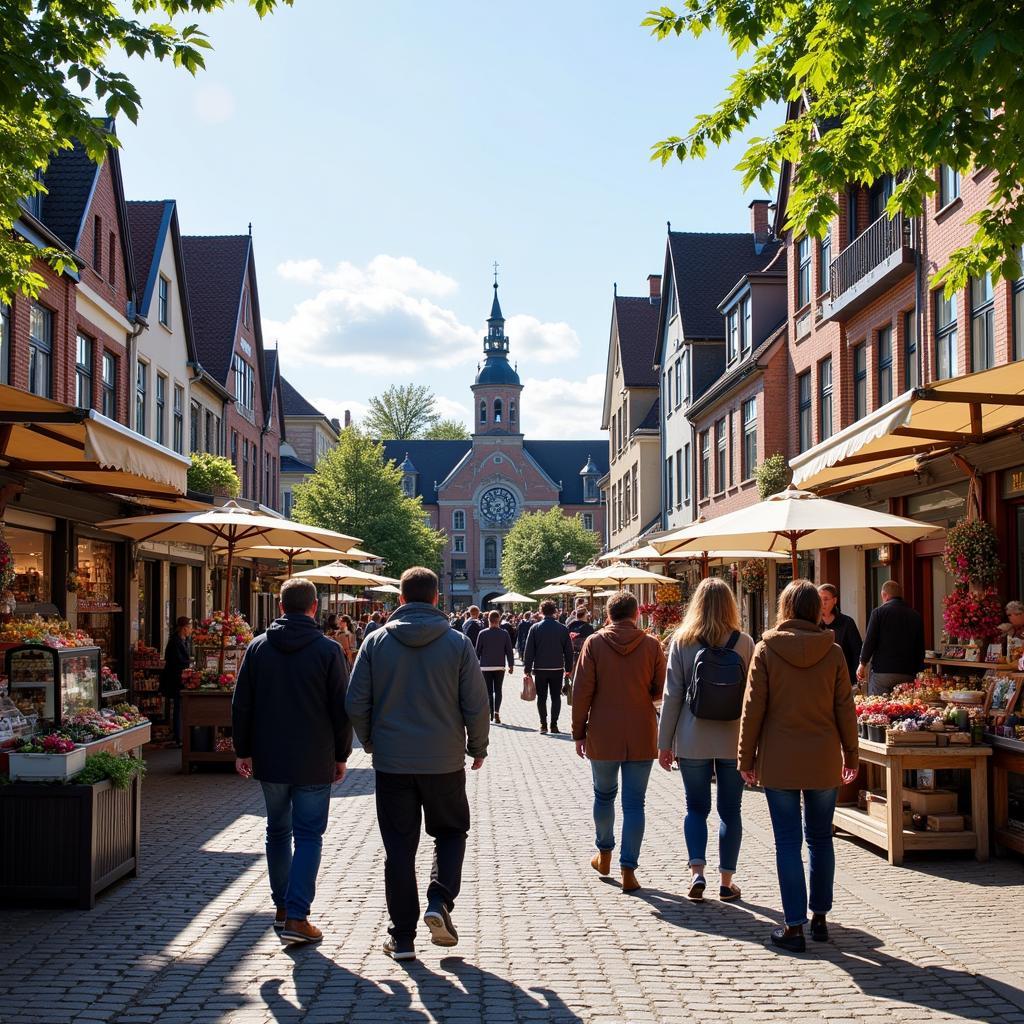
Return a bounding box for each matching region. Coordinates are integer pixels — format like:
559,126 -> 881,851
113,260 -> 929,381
510,401 -> 516,423
494,398 -> 503,423
479,400 -> 487,424
484,536 -> 498,571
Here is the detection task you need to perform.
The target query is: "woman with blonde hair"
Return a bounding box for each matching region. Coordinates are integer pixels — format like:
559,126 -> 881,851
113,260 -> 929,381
658,577 -> 754,902
738,579 -> 858,952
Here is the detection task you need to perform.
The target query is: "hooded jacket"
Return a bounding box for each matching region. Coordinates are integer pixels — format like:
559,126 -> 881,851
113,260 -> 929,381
346,602 -> 489,774
738,618 -> 858,791
231,613 -> 352,785
571,620 -> 667,760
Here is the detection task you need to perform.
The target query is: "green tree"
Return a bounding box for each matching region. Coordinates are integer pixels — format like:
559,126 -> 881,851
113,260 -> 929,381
755,452 -> 790,500
291,428 -> 445,577
0,1 -> 292,304
500,507 -> 601,598
423,418 -> 470,440
362,384 -> 442,440
646,1 -> 1024,291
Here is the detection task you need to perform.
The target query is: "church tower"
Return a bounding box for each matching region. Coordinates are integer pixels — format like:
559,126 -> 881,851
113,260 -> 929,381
472,276 -> 523,436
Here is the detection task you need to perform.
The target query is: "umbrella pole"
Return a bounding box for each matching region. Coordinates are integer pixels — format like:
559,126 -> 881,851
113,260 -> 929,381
701,552 -> 709,579
219,541 -> 234,676
790,537 -> 799,579
286,553 -> 294,577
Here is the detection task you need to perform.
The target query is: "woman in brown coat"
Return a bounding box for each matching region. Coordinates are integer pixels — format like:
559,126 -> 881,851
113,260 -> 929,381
572,591 -> 666,892
738,579 -> 858,953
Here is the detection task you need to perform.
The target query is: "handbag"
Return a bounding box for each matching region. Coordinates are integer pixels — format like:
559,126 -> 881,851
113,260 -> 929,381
520,673 -> 536,701
561,674 -> 573,705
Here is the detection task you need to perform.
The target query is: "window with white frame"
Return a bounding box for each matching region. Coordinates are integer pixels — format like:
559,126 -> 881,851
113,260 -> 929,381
939,165 -> 960,207
797,236 -> 812,308
583,512 -> 594,531
935,290 -> 958,379
742,398 -> 757,479
740,296 -> 752,358
158,275 -> 170,327
452,510 -> 466,531
726,308 -> 739,363
681,443 -> 690,503
453,535 -> 465,553
172,384 -> 184,453
232,353 -> 255,414
155,373 -> 167,446
101,352 -> 116,418
819,356 -> 834,440
819,229 -> 831,295
674,358 -> 682,407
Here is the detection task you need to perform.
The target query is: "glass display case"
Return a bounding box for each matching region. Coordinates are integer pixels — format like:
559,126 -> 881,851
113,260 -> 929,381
4,645 -> 100,732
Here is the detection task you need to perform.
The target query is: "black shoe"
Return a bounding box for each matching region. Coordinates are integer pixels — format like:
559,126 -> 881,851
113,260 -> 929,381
539,725 -> 548,734
550,724 -> 561,734
423,903 -> 459,947
769,927 -> 806,953
686,876 -> 706,901
810,915 -> 829,942
383,937 -> 416,961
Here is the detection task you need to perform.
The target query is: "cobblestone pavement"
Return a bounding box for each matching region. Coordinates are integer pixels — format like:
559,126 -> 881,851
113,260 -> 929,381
3,687 -> 1024,1024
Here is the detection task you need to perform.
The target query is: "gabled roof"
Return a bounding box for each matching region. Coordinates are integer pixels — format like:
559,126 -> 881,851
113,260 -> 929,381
380,440 -> 472,505
657,232 -> 781,358
524,441 -> 609,505
614,295 -> 661,387
280,375 -> 329,420
40,140 -> 99,249
181,234 -> 253,385
262,350 -> 286,440
125,201 -> 168,311
637,397 -> 661,432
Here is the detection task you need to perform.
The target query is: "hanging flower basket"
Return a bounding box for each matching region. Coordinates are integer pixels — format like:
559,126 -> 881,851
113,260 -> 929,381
738,559 -> 768,593
942,518 -> 1000,587
942,586 -> 1002,643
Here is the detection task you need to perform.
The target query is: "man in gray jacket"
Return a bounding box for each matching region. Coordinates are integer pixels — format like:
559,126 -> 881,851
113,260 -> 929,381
346,566 -> 489,962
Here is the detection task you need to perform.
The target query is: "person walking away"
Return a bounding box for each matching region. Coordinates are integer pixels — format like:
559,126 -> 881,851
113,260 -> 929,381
232,578 -> 352,945
515,612 -> 534,663
347,567 -> 489,963
159,616 -> 192,746
363,611 -> 383,639
324,612 -> 338,634
856,580 -> 924,696
572,591 -> 666,892
462,605 -> 484,647
658,578 -> 753,902
476,610 -> 515,723
523,600 -> 574,733
501,615 -> 517,649
334,615 -> 356,667
738,580 -> 858,952
818,584 -> 862,690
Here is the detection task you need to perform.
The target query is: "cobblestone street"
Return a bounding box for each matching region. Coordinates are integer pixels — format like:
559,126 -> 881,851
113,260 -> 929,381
3,690 -> 1024,1024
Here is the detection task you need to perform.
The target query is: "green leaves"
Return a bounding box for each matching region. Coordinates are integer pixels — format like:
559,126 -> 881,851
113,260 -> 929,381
500,507 -> 600,598
649,0 -> 1024,292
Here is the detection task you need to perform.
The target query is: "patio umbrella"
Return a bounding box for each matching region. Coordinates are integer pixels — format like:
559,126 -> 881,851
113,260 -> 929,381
546,563 -> 678,587
490,591 -> 536,606
368,583 -> 402,595
234,543 -> 384,576
650,488 -> 940,576
531,583 -> 586,597
97,502 -> 361,671
291,562 -> 400,618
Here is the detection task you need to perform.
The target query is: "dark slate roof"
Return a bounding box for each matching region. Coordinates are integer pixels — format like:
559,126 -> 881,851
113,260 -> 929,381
475,356 -> 521,386
524,441 -> 609,505
693,343 -> 726,401
40,139 -> 99,248
668,233 -> 781,340
615,295 -> 661,387
380,440 -> 471,505
181,234 -> 251,384
637,397 -> 660,432
126,200 -> 171,313
280,454 -> 314,475
264,350 -> 278,387
280,375 -> 328,419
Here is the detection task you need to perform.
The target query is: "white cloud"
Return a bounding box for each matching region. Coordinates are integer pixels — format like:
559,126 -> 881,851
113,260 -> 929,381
506,314 -> 582,365
193,82 -> 236,124
520,373 -> 606,439
307,396 -> 369,427
434,395 -> 470,425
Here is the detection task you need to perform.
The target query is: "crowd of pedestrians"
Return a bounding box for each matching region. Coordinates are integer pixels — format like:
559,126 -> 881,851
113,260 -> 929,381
228,566 -> 925,961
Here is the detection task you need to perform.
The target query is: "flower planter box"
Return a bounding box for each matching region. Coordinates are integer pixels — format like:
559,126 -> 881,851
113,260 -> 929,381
8,746 -> 86,781
0,774 -> 142,908
867,725 -> 886,743
858,721 -> 868,739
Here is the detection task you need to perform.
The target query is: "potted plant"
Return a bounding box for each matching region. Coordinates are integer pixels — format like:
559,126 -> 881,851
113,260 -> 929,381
8,732 -> 86,781
186,452 -> 241,498
866,713 -> 890,743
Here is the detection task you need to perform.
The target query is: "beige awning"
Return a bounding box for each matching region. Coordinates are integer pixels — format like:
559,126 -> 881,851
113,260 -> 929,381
790,362 -> 1024,493
0,384 -> 189,498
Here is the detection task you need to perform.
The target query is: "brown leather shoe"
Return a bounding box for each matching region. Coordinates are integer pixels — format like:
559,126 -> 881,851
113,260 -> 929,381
621,868 -> 641,893
281,919 -> 323,945
591,850 -> 611,876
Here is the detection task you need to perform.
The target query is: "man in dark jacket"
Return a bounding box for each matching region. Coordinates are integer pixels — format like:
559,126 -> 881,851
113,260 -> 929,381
857,580 -> 925,695
232,578 -> 352,946
347,567 -> 489,963
515,612 -> 535,662
524,600 -> 574,734
159,616 -> 192,745
462,605 -> 484,647
476,610 -> 515,723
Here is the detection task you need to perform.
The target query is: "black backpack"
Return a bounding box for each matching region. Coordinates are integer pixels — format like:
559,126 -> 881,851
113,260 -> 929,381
688,631 -> 745,721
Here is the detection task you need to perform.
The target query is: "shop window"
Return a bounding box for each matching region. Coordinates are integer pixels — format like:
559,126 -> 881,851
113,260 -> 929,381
76,536 -> 122,678
8,526 -> 51,604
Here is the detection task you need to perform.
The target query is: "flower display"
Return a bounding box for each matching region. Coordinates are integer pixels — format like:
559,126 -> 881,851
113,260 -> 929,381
866,713 -> 891,726
942,518 -> 1000,586
638,601 -> 682,632
183,669 -> 236,692
18,732 -> 76,754
0,614 -> 93,649
737,559 -> 768,593
942,587 -> 1003,643
100,666 -> 121,692
0,529 -> 14,594
192,611 -> 253,648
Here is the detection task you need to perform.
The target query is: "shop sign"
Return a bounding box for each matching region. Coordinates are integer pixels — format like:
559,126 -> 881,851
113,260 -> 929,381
1002,466 -> 1024,499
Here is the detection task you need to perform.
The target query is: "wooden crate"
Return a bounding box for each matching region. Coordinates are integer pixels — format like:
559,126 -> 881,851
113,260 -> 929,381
886,731 -> 937,746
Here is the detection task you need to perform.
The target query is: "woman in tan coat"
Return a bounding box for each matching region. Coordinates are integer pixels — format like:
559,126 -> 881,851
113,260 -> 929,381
572,591 -> 666,892
738,579 -> 858,953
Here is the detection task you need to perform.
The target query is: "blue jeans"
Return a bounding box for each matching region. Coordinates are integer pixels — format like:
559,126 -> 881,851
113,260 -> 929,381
678,758 -> 744,873
764,787 -> 838,927
590,760 -> 654,870
260,782 -> 332,920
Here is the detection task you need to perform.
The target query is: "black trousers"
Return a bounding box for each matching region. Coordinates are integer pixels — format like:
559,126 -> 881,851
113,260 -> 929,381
534,670 -> 563,727
483,670 -> 505,715
375,769 -> 470,942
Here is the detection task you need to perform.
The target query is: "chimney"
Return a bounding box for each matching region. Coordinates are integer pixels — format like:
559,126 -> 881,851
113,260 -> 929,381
343,409 -> 351,429
330,417 -> 341,433
647,274 -> 662,299
749,199 -> 771,248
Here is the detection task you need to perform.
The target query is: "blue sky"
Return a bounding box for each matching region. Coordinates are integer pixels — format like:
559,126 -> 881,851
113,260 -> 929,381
114,1 -> 780,439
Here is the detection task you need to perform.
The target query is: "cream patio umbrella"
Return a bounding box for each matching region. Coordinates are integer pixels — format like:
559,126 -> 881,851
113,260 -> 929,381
291,562 -> 400,613
545,562 -> 678,610
601,543 -> 788,578
531,583 -> 586,597
650,487 -> 940,576
97,501 -> 361,670
236,543 -> 384,576
490,591 -> 536,606
368,583 -> 402,596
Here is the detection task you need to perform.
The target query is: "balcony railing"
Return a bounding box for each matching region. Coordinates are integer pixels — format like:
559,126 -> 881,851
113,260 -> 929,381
822,213 -> 914,322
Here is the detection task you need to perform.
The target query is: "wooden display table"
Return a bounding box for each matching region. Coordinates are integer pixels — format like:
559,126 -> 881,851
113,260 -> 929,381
833,737 -> 991,865
987,734 -> 1024,857
180,690 -> 234,772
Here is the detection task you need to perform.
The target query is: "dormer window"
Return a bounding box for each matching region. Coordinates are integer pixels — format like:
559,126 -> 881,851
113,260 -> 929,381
494,398 -> 503,423
402,476 -> 415,497
727,309 -> 739,363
